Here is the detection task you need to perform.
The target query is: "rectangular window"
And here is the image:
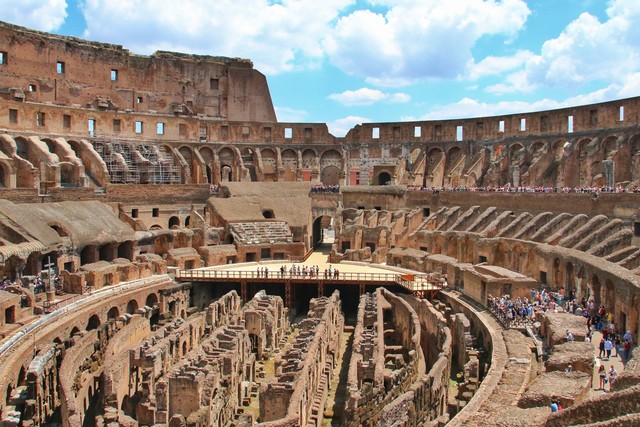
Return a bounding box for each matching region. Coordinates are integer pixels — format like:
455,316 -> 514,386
56,61 -> 65,74
567,115 -> 574,133
220,125 -> 228,139
393,126 -> 400,139
28,84 -> 36,92
434,124 -> 442,138
355,172 -> 360,185
590,109 -> 598,126
113,119 -> 121,133
263,126 -> 271,139
241,126 -> 250,137
152,208 -> 159,217
199,126 -> 207,141
9,109 -> 17,124
157,122 -> 165,135
414,126 -> 421,138
88,119 -> 96,136
456,125 -> 463,141
131,208 -> 139,218
179,123 -> 187,136
620,106 -> 625,121
0,51 -> 6,65
520,118 -> 526,131
284,127 -> 292,139
111,69 -> 118,81
135,121 -> 143,134
210,78 -> 219,90
136,96 -> 143,104
36,112 -> 45,126
304,127 -> 312,139
498,120 -> 505,132
63,114 -> 71,129
372,127 -> 380,139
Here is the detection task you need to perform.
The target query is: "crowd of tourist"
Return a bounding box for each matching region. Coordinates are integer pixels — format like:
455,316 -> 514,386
208,183 -> 220,194
311,185 -> 340,193
407,185 -> 640,194
1,273 -> 61,293
254,264 -> 343,279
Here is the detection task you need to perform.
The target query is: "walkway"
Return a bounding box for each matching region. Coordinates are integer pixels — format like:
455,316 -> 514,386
589,330 -> 625,396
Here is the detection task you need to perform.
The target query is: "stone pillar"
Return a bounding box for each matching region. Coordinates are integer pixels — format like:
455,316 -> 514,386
602,159 -> 615,189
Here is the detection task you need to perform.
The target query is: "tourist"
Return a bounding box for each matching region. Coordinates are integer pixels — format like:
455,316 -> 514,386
549,399 -> 559,412
566,330 -> 574,341
624,330 -> 633,345
598,365 -> 607,390
604,338 -> 613,360
599,338 -> 606,359
623,339 -> 632,361
565,364 -> 572,373
608,365 -> 617,391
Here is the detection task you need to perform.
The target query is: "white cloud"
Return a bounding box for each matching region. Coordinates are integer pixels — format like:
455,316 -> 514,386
468,50 -> 533,80
80,0 -> 354,75
497,1 -> 640,93
324,0 -> 530,85
327,115 -> 370,137
328,87 -> 410,106
419,86 -> 622,120
274,106 -> 308,122
0,0 -> 67,31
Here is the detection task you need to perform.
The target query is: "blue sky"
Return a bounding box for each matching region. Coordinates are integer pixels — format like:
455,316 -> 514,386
2,0 -> 640,136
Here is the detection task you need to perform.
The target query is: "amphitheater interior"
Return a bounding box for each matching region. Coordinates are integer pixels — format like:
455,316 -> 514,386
0,20 -> 640,427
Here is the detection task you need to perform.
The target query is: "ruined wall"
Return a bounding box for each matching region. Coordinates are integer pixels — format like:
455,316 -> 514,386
258,291 -> 343,427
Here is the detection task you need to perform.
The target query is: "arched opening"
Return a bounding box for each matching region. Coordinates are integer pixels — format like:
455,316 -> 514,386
86,315 -> 100,331
60,163 -> 75,187
69,326 -> 80,338
0,163 -> 7,188
117,241 -> 134,260
99,244 -> 114,262
219,147 -> 235,182
80,245 -> 97,265
146,293 -> 160,325
126,299 -> 139,315
168,216 -> 180,229
281,149 -> 298,181
312,215 -> 333,248
182,341 -> 187,356
377,171 -> 391,185
6,384 -> 12,405
262,209 -> 274,219
320,150 -> 341,185
249,333 -> 259,354
185,216 -> 190,227
107,307 -> 119,320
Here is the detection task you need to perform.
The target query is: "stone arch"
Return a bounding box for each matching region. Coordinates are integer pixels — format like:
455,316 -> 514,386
576,138 -> 593,187
218,147 -> 236,182
377,171 -> 392,185
302,149 -> 317,169
432,235 -> 443,254
0,161 -> 9,188
260,148 -> 277,181
444,146 -> 463,186
126,299 -> 139,315
426,147 -> 445,187
107,306 -> 119,319
320,150 -> 341,185
602,136 -> 618,160
86,314 -> 101,331
168,216 -> 180,229
281,149 -> 298,181
199,147 -> 215,184
69,326 -> 80,338
240,147 -> 257,181
145,293 -> 158,308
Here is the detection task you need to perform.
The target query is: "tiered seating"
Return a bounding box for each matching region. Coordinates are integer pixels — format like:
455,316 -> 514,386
230,221 -> 292,245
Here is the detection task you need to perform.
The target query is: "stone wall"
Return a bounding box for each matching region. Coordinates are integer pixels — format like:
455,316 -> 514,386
258,291 -> 343,427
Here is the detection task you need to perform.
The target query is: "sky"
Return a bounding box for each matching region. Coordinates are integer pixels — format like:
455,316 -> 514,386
1,0 -> 640,136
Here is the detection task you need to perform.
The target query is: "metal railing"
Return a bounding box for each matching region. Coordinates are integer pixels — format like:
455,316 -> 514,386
487,299 -> 534,329
176,269 -> 446,292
